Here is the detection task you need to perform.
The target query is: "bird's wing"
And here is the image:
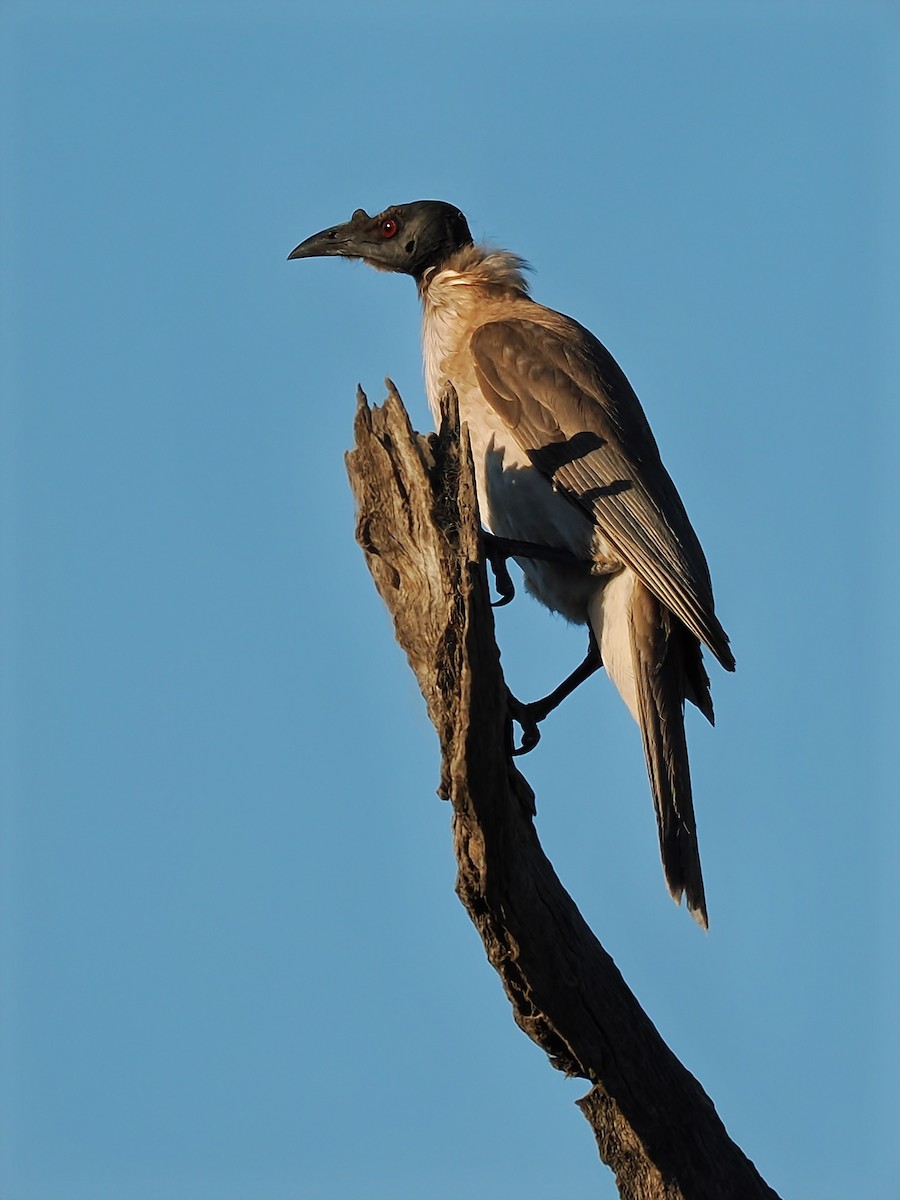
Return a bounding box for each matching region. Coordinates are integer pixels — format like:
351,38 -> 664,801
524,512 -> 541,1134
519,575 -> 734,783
470,317 -> 734,671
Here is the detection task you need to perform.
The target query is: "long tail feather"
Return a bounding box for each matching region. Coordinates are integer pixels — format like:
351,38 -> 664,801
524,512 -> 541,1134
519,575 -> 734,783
630,581 -> 708,928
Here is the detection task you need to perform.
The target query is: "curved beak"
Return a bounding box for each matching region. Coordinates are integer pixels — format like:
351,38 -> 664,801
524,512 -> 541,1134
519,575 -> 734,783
287,207 -> 408,273
287,221 -> 354,261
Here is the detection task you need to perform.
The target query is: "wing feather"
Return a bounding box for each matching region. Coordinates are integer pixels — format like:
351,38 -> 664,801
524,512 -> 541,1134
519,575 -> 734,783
470,318 -> 734,670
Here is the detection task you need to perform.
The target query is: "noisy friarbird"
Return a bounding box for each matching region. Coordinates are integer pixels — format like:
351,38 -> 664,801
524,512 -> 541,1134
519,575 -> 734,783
289,202 -> 734,928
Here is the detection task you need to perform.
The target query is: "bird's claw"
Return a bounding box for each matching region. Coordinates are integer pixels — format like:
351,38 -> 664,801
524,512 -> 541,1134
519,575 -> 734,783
490,568 -> 515,607
483,533 -> 516,606
482,532 -> 590,607
507,693 -> 544,756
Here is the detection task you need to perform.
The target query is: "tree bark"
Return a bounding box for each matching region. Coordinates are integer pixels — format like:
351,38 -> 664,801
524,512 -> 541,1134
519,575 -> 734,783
344,381 -> 781,1200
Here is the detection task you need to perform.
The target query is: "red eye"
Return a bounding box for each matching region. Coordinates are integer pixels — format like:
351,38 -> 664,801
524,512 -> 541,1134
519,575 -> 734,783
380,218 -> 398,238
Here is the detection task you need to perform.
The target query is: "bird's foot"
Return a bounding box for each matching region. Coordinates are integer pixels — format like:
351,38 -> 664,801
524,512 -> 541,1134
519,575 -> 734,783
482,532 -> 588,607
482,533 -> 516,607
506,634 -> 603,756
507,691 -> 547,756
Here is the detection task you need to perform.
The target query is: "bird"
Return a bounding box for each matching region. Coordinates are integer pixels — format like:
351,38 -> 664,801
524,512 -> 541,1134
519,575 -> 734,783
289,201 -> 734,927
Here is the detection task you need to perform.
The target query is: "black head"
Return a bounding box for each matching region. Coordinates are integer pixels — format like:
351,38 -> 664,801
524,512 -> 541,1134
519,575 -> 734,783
287,201 -> 473,282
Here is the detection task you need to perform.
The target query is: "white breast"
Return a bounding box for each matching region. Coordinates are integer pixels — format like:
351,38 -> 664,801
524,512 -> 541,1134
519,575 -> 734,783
421,270 -> 470,423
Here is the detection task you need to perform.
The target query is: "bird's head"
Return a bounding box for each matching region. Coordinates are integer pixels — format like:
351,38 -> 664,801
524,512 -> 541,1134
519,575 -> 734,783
287,201 -> 473,282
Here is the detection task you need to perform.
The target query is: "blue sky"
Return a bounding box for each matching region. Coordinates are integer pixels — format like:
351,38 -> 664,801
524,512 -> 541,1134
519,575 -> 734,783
1,2 -> 898,1197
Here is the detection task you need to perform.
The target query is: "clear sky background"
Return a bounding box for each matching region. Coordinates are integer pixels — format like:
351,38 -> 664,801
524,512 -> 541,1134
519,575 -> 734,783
1,2 -> 898,1198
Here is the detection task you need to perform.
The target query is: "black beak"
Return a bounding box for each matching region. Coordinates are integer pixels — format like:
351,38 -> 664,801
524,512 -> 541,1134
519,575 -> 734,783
287,219 -> 358,261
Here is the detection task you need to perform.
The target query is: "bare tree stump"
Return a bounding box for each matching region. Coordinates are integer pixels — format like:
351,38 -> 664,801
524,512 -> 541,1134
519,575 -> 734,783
344,381 -> 781,1200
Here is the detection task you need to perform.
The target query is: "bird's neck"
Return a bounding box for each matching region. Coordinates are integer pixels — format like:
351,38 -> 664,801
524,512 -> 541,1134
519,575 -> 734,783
419,245 -> 531,426
417,244 -> 531,301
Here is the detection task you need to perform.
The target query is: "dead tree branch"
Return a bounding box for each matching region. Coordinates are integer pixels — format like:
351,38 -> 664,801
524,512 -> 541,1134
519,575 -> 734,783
344,381 -> 780,1200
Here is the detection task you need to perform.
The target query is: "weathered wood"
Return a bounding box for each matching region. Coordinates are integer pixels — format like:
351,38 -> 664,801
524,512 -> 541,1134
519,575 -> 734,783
344,381 -> 780,1200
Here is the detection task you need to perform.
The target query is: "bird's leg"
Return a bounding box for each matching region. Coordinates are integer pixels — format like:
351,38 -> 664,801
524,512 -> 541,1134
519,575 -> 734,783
482,531 -> 587,607
508,631 -> 603,756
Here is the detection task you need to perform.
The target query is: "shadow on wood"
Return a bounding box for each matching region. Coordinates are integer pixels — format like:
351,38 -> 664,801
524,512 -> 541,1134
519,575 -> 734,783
344,380 -> 780,1200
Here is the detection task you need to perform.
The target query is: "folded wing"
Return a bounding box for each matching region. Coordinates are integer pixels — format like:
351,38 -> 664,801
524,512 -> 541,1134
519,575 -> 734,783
470,317 -> 734,672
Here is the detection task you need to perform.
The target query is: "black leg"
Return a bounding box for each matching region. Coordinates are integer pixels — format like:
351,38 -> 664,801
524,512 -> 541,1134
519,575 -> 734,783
482,533 -> 516,607
508,631 -> 603,755
482,532 -> 588,608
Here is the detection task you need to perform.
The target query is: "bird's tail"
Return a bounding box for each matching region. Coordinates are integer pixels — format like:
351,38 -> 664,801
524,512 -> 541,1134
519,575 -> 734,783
589,573 -> 710,928
630,580 -> 708,928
